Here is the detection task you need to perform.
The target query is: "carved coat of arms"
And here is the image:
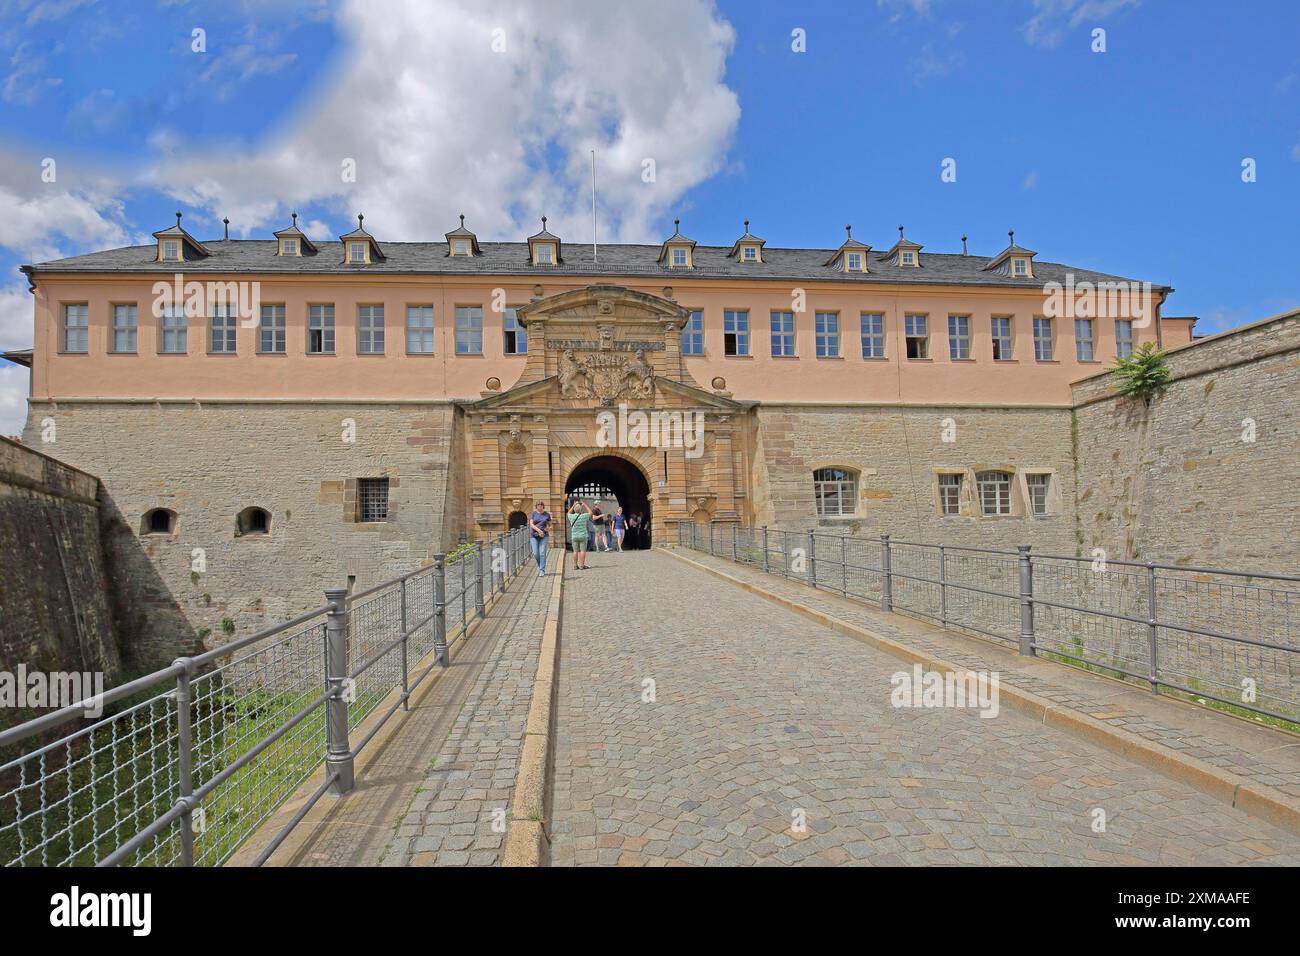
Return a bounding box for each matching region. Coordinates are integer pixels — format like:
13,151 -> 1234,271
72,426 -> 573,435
559,347 -> 654,405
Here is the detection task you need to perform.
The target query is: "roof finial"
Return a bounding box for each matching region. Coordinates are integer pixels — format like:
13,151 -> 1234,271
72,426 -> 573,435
1008,228 -> 1015,246
674,217 -> 680,230
961,234 -> 968,255
222,217 -> 230,241
743,218 -> 750,231
459,213 -> 465,227
358,213 -> 364,228
898,224 -> 904,240
845,224 -> 852,239
291,211 -> 298,226
175,211 -> 182,226
541,215 -> 547,228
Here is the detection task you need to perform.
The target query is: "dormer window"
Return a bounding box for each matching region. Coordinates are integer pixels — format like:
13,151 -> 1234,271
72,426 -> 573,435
901,250 -> 916,266
824,224 -> 870,273
983,230 -> 1037,279
527,216 -> 563,266
846,252 -> 863,272
162,239 -> 180,261
280,237 -> 299,256
445,214 -> 481,258
453,239 -> 469,256
742,245 -> 758,262
671,247 -> 688,268
338,214 -> 385,265
728,220 -> 765,264
536,244 -> 554,264
274,211 -> 317,258
347,241 -> 368,264
1012,257 -> 1029,277
659,218 -> 697,270
152,211 -> 211,263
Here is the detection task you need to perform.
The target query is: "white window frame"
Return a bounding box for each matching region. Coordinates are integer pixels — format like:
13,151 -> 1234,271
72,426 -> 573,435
161,308 -> 188,354
815,312 -> 840,358
358,304 -> 385,355
162,239 -> 180,261
1075,318 -> 1095,361
991,316 -> 1013,361
406,305 -> 434,354
347,241 -> 367,264
682,310 -> 704,356
111,303 -> 137,354
1026,473 -> 1051,516
210,304 -> 237,354
742,245 -> 758,261
502,308 -> 527,355
723,309 -> 749,356
671,247 -> 688,268
62,303 -> 89,353
260,304 -> 286,353
535,243 -> 554,265
860,313 -> 885,358
770,311 -> 795,357
281,238 -> 299,256
1012,257 -> 1029,277
846,251 -> 863,272
1115,319 -> 1134,359
938,473 -> 963,516
948,314 -> 971,360
901,250 -> 915,266
905,314 -> 929,359
813,468 -> 858,518
976,470 -> 1013,516
1033,317 -> 1054,361
453,239 -> 469,256
455,305 -> 483,355
309,304 -> 336,354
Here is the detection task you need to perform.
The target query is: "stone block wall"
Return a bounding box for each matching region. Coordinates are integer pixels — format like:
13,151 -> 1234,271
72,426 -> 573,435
21,401 -> 459,664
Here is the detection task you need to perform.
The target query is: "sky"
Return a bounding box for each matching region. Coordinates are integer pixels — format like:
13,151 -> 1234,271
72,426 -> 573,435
0,0 -> 1297,435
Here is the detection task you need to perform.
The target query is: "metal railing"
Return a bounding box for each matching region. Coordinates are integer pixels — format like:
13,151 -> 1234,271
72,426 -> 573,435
0,527 -> 532,867
679,523 -> 1300,723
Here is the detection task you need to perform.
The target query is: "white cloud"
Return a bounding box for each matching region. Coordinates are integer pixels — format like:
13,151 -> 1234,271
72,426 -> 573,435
0,362 -> 30,439
197,25 -> 300,102
0,148 -> 131,261
3,39 -> 62,104
146,0 -> 741,244
0,281 -> 32,350
1023,0 -> 1140,49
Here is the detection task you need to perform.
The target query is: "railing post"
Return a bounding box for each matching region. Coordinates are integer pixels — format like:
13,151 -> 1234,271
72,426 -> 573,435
841,535 -> 848,596
709,523 -> 715,556
432,554 -> 448,667
475,540 -> 486,618
880,534 -> 893,612
761,526 -> 770,574
460,545 -> 468,629
324,586 -> 355,794
399,577 -> 410,712
173,661 -> 196,865
1146,561 -> 1159,693
806,529 -> 817,588
731,524 -> 738,562
938,544 -> 948,628
1017,545 -> 1035,657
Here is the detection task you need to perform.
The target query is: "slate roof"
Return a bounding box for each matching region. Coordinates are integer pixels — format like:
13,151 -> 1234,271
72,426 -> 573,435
21,238 -> 1167,291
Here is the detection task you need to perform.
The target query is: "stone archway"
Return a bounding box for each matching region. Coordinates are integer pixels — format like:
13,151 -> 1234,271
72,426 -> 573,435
565,453 -> 653,549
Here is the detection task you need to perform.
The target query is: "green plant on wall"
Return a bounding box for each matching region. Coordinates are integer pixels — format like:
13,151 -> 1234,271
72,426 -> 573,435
1110,343 -> 1171,400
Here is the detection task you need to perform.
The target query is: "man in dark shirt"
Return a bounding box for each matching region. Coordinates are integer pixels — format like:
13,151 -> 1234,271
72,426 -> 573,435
528,502 -> 551,576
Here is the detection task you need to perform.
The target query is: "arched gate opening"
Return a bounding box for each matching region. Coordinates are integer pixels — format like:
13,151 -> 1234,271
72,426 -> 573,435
564,455 -> 652,549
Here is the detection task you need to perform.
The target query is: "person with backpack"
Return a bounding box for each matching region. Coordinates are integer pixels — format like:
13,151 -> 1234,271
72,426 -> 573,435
567,499 -> 592,571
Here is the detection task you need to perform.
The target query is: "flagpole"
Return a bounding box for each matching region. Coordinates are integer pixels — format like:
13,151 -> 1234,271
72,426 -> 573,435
590,149 -> 598,264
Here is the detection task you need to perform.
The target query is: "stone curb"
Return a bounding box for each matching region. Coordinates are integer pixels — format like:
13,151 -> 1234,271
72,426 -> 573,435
665,548 -> 1300,837
502,557 -> 565,866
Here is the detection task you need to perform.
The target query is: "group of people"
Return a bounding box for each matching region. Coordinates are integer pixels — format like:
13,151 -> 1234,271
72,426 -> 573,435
525,500 -> 648,574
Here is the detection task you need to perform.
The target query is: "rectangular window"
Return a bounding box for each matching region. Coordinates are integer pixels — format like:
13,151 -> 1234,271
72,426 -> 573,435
905,314 -> 929,359
1075,318 -> 1095,361
671,247 -> 688,267
358,304 -> 385,354
815,312 -> 840,358
502,308 -> 527,354
938,474 -> 963,516
860,313 -> 885,358
210,304 -> 237,354
406,305 -> 434,354
901,250 -> 915,266
742,245 -> 757,261
723,309 -> 749,356
282,238 -> 298,255
162,239 -> 180,261
357,478 -> 389,522
846,252 -> 862,271
770,311 -> 795,357
455,305 -> 483,354
948,314 -> 971,360
308,304 -> 335,354
1013,257 -> 1028,277
1033,317 -> 1054,361
453,239 -> 469,256
1115,319 -> 1134,359
260,304 -> 286,353
62,303 -> 89,353
681,310 -> 704,355
1026,473 -> 1050,516
991,316 -> 1013,361
536,244 -> 554,264
347,242 -> 366,263
111,304 -> 137,353
161,308 -> 187,354
977,471 -> 1012,516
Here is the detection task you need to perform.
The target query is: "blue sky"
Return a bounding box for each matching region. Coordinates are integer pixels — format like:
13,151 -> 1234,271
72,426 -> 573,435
0,0 -> 1297,431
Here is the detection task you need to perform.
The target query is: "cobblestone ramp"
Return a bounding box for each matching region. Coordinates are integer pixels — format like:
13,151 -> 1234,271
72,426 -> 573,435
550,550 -> 1300,866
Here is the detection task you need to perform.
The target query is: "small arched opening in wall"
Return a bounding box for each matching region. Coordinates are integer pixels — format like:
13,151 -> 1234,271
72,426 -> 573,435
236,506 -> 272,537
141,507 -> 177,536
565,452 -> 653,549
507,510 -> 528,530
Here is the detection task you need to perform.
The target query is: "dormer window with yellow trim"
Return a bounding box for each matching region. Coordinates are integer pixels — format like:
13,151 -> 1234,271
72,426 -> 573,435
445,214 -> 482,258
274,211 -> 317,258
162,239 -> 180,261
453,239 -> 469,256
527,216 -> 563,266
901,250 -> 915,266
728,219 -> 765,264
347,241 -> 369,264
983,230 -> 1037,279
280,237 -> 299,256
1012,256 -> 1029,277
824,225 -> 870,273
846,251 -> 863,272
886,225 -> 923,268
658,218 -> 697,270
339,213 -> 385,266
151,211 -> 211,263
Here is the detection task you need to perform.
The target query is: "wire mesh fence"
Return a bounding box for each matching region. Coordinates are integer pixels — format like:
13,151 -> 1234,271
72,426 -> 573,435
0,527 -> 532,868
678,523 -> 1300,723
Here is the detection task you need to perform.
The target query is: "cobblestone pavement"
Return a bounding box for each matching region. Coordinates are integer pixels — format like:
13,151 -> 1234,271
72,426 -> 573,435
376,551 -> 554,867
550,550 -> 1300,866
680,547 -> 1300,800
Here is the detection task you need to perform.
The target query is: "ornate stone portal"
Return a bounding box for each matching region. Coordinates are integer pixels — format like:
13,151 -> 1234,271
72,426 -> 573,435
462,285 -> 751,543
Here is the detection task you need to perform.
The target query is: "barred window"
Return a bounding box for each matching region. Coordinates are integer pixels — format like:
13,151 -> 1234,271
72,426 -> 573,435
1115,319 -> 1134,359
948,314 -> 971,360
976,470 -> 1012,516
260,304 -> 286,353
503,308 -> 527,354
938,473 -> 963,516
813,467 -> 857,518
1026,473 -> 1051,516
358,304 -> 385,354
991,316 -> 1013,360
815,312 -> 839,357
63,303 -> 89,353
358,478 -> 389,522
211,304 -> 237,354
681,310 -> 704,355
309,304 -> 335,354
455,305 -> 483,355
770,310 -> 795,357
111,304 -> 137,353
905,314 -> 928,359
860,313 -> 885,358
